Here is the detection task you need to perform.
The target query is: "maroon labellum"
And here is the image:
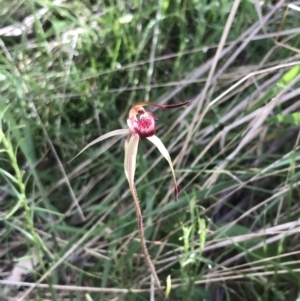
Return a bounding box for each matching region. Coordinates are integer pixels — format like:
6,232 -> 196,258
131,111 -> 156,139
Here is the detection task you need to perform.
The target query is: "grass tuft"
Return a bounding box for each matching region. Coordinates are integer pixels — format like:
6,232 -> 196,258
1,0 -> 300,300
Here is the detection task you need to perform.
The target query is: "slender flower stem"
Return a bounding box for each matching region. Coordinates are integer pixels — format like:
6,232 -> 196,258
125,133 -> 168,300
129,181 -> 165,299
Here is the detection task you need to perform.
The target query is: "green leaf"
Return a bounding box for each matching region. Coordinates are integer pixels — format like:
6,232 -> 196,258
278,64 -> 300,87
118,14 -> 133,24
217,224 -> 250,238
253,64 -> 300,112
6,199 -> 23,219
0,168 -> 18,184
165,275 -> 172,298
85,294 -> 94,301
274,113 -> 300,125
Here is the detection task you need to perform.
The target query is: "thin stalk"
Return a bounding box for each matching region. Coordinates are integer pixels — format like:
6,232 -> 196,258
125,133 -> 167,300
129,181 -> 166,299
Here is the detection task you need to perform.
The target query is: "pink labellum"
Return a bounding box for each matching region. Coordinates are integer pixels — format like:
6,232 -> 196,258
133,116 -> 156,139
128,110 -> 156,140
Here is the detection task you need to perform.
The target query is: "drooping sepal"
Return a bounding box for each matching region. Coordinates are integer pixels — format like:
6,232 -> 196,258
67,129 -> 131,163
146,135 -> 179,202
129,101 -> 190,119
124,133 -> 140,186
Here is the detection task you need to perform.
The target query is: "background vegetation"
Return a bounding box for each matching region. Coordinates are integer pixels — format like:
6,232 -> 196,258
1,0 -> 300,300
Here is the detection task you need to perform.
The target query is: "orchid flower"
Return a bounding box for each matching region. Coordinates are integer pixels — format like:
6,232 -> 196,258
69,101 -> 188,299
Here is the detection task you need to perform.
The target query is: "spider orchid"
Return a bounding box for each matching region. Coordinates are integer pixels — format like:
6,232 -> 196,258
69,101 -> 188,299
70,101 -> 189,202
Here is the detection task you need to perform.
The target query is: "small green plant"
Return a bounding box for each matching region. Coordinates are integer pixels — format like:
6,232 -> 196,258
179,196 -> 207,300
69,101 -> 189,299
0,108 -> 50,293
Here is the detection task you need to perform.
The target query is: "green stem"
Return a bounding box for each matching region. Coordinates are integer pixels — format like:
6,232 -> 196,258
0,130 -> 56,298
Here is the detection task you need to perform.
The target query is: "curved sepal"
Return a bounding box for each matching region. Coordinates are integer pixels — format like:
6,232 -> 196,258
146,135 -> 178,202
124,133 -> 140,185
68,129 -> 131,163
129,101 -> 189,118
